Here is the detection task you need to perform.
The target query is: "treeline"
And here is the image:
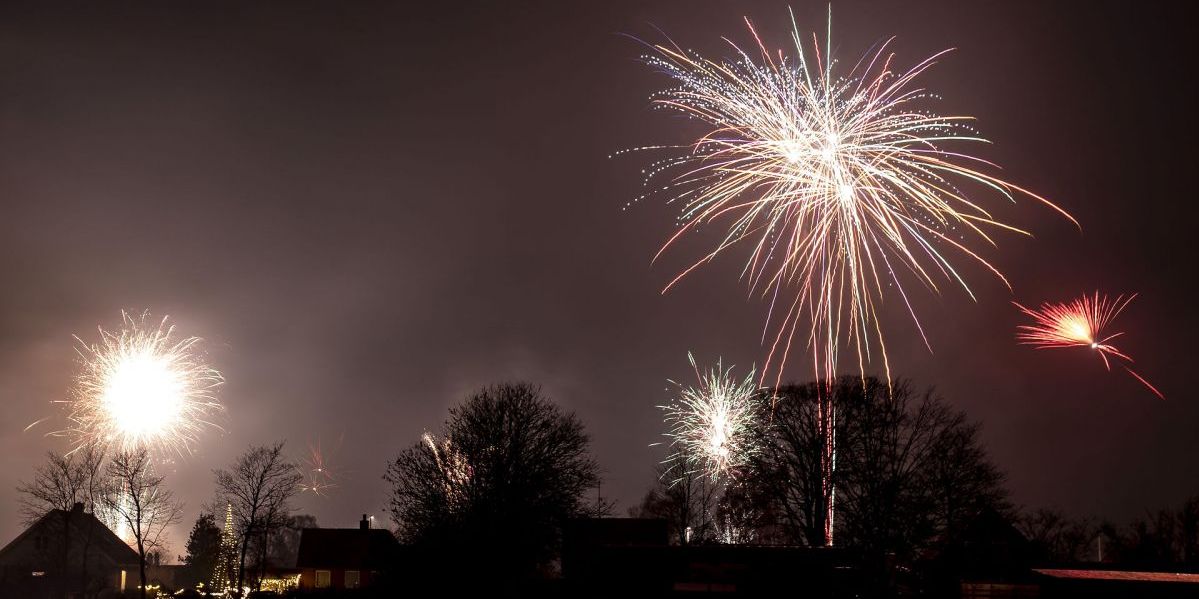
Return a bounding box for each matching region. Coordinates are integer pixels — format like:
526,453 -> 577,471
630,377 -> 1009,561
17,377 -> 1195,596
384,377 -> 1016,589
1021,500 -> 1199,567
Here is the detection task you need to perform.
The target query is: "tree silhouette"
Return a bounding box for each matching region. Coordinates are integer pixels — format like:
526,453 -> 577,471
213,441 -> 301,595
264,513 -> 317,568
1018,508 -> 1098,563
385,382 -> 599,580
16,447 -> 109,597
181,512 -> 221,589
749,377 -> 1008,556
104,448 -> 183,599
630,456 -> 721,545
748,382 -> 844,547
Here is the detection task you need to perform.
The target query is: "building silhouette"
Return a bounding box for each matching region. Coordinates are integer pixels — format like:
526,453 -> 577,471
0,502 -> 139,598
296,514 -> 398,590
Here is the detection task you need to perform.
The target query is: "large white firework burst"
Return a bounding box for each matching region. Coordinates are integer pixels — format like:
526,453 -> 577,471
631,10 -> 1075,385
661,353 -> 764,482
64,311 -> 224,455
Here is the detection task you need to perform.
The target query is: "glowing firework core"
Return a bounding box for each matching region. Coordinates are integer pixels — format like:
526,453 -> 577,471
102,352 -> 187,440
1057,316 -> 1093,345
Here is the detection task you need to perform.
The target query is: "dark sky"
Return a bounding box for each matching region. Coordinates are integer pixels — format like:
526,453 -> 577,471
1,1 -> 1196,550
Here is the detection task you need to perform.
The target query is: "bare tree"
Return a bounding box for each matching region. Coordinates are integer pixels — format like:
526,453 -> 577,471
749,382 -> 840,546
17,447 -> 106,523
1018,508 -> 1098,563
385,382 -> 600,579
214,441 -> 301,595
835,380 -> 996,555
264,513 -> 317,568
104,448 -> 183,599
16,447 -> 109,598
923,417 -> 1009,543
749,378 -> 1008,556
630,456 -> 721,545
247,496 -> 292,588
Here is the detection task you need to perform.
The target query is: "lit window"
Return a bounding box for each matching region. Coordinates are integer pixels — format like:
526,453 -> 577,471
345,570 -> 360,588
315,570 -> 331,589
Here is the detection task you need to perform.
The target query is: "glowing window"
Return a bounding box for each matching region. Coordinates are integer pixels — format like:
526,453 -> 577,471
315,570 -> 331,589
345,570 -> 360,588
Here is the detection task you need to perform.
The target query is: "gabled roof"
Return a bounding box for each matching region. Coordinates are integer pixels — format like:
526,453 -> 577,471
0,507 -> 139,566
295,528 -> 398,570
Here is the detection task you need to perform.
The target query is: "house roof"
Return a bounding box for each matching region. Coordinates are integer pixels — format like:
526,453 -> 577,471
0,506 -> 139,566
1034,569 -> 1199,584
295,528 -> 398,570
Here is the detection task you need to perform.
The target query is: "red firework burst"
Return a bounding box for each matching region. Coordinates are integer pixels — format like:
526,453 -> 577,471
1014,292 -> 1162,398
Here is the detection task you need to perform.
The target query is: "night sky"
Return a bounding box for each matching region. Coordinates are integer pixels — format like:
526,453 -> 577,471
1,1 -> 1196,550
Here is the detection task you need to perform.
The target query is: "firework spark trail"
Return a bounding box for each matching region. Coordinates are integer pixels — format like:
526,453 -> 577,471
629,11 -> 1076,388
660,353 -> 764,483
58,311 -> 224,456
422,432 -> 472,507
1015,292 -> 1163,398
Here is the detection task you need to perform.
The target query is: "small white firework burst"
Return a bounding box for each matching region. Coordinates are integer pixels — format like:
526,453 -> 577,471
661,353 -> 764,482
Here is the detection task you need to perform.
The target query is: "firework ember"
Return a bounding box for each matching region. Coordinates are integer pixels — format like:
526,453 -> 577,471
63,311 -> 224,455
1015,292 -> 1162,398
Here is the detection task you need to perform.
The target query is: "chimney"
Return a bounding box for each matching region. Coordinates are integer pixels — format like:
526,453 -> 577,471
360,514 -> 370,530
71,502 -> 84,515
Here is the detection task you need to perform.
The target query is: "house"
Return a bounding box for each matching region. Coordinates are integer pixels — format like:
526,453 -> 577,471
296,515 -> 398,590
0,503 -> 139,598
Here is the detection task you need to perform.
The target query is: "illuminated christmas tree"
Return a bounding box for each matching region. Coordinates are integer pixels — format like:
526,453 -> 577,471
211,503 -> 238,593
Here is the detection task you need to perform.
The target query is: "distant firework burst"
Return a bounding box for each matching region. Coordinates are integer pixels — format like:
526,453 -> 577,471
1015,292 -> 1163,398
661,354 -> 764,482
63,311 -> 224,455
298,437 -> 342,496
626,10 -> 1075,385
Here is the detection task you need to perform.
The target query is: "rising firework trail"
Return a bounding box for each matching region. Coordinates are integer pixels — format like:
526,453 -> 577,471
59,310 -> 224,455
625,10 -> 1074,545
660,353 -> 764,483
1015,292 -> 1163,398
